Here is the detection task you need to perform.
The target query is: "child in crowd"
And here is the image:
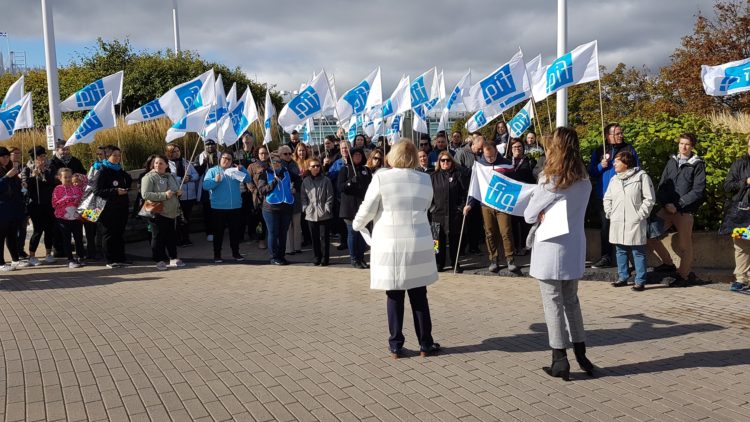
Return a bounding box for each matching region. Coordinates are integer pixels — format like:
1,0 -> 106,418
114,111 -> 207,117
51,168 -> 87,268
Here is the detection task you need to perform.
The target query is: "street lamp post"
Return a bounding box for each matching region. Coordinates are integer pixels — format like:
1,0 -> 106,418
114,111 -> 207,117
41,0 -> 62,144
172,0 -> 181,53
556,0 -> 567,128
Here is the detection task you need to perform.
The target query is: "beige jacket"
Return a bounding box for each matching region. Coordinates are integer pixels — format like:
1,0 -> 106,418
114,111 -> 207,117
603,169 -> 655,246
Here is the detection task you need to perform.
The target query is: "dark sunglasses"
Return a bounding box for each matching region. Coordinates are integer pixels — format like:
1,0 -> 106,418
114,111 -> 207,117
310,164 -> 321,168
439,159 -> 451,162
419,143 -> 429,146
373,156 -> 382,160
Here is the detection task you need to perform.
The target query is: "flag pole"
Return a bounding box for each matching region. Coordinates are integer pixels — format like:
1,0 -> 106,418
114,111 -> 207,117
597,78 -> 606,155
545,97 -> 553,132
180,119 -> 208,192
454,168 -> 475,274
530,100 -> 543,138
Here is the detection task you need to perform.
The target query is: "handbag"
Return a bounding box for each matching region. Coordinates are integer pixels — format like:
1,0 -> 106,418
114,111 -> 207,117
138,200 -> 164,219
77,189 -> 107,223
719,201 -> 750,235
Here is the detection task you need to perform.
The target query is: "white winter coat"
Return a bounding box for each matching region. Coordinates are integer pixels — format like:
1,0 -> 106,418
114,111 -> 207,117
352,168 -> 438,291
603,168 -> 655,246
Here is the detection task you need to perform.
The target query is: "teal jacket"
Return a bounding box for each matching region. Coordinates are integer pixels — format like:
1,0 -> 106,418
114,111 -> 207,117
202,165 -> 251,210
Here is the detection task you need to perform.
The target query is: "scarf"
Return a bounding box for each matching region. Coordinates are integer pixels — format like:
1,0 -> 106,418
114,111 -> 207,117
101,160 -> 122,172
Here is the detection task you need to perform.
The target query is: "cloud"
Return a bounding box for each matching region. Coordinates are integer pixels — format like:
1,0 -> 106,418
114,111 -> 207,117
0,0 -> 716,93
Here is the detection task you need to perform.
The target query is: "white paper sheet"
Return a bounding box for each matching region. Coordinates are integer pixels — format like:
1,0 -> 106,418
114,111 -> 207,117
223,167 -> 247,182
535,200 -> 569,242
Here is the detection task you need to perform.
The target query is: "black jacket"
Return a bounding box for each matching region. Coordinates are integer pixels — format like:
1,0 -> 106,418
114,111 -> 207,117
337,164 -> 372,219
656,154 -> 706,213
508,155 -> 537,184
94,165 -> 133,211
430,167 -> 469,233
0,167 -> 25,220
49,155 -> 86,178
22,163 -> 56,207
724,154 -> 750,205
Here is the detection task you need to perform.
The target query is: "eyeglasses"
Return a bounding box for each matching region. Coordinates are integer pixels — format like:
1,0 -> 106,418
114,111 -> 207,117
272,160 -> 282,164
439,159 -> 451,162
310,164 -> 321,168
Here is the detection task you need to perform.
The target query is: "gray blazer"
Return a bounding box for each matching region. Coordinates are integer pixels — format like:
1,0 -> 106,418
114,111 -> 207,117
301,174 -> 334,221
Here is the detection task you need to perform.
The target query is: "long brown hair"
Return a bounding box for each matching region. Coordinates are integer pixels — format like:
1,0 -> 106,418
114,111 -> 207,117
542,127 -> 587,190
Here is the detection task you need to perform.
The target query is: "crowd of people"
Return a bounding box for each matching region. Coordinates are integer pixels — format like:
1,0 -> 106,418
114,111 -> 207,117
3,124 -> 748,296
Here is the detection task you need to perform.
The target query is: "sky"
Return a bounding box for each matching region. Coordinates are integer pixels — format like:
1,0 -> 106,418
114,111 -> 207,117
0,0 -> 717,94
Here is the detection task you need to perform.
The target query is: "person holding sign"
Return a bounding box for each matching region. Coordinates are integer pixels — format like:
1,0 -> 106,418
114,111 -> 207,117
524,127 -> 595,381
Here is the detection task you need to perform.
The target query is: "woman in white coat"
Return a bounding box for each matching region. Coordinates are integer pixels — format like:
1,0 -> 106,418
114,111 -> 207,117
353,139 -> 440,359
524,127 -> 595,381
603,150 -> 655,291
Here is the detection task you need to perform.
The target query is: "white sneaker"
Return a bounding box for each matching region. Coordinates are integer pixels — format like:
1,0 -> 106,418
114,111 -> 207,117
28,257 -> 41,266
169,259 -> 185,268
44,255 -> 56,264
155,261 -> 168,271
207,235 -> 214,242
14,261 -> 29,268
1,264 -> 15,271
68,261 -> 81,269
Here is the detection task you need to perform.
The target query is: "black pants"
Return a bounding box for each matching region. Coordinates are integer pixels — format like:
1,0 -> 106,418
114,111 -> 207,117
462,205 -> 482,253
83,221 -> 98,259
16,216 -> 28,255
56,219 -> 84,261
596,200 -> 613,259
212,208 -> 242,257
308,220 -> 330,262
510,215 -> 532,252
301,215 -> 312,245
0,218 -> 21,264
151,215 -> 177,262
28,204 -> 55,254
100,205 -> 129,264
240,192 -> 258,241
177,199 -> 195,244
386,286 -> 433,351
201,197 -> 213,236
435,222 -> 461,270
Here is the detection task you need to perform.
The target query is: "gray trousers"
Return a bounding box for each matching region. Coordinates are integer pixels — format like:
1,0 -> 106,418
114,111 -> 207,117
538,279 -> 586,349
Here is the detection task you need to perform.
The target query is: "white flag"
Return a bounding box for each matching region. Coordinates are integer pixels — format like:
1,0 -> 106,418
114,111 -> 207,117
386,114 -> 403,143
336,67 -> 380,122
214,74 -> 228,117
381,75 -> 411,120
412,105 -> 429,134
324,73 -> 339,118
468,162 -> 535,216
508,100 -> 535,138
125,98 -> 166,125
278,70 -> 331,133
525,55 -> 545,102
263,89 -> 275,145
166,105 -> 212,143
532,41 -> 599,101
465,106 -> 502,133
410,67 -> 438,109
158,69 -> 215,122
65,92 -> 116,146
466,50 -> 531,112
226,82 -> 237,109
1,75 -> 24,110
0,93 -> 32,140
365,67 -> 383,111
218,86 -> 259,145
701,57 -> 750,97
437,70 -> 471,132
60,71 -> 123,112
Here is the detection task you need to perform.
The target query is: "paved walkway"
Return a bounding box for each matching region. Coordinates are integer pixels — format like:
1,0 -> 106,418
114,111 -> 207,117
1,238 -> 749,421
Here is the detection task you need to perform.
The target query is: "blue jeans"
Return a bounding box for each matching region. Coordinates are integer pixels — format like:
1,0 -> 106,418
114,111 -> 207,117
615,244 -> 647,285
263,209 -> 292,261
346,221 -> 365,262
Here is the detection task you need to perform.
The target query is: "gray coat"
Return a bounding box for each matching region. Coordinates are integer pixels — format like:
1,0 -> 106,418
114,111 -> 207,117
524,176 -> 592,281
603,169 -> 655,246
301,174 -> 334,221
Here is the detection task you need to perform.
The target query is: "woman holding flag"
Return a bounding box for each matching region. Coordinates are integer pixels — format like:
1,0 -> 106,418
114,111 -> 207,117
524,127 -> 595,381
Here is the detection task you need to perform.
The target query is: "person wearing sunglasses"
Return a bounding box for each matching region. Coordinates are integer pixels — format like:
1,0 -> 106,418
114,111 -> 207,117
279,145 -> 304,255
301,157 -> 334,266
366,149 -> 385,174
256,152 -> 298,265
430,151 -> 468,273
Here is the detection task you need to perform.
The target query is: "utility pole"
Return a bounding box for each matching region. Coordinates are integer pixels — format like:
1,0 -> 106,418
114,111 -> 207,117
556,0 -> 567,128
41,0 -> 62,144
172,0 -> 181,53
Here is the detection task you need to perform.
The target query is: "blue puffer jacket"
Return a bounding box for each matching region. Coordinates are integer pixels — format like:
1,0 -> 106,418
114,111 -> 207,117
202,165 -> 250,210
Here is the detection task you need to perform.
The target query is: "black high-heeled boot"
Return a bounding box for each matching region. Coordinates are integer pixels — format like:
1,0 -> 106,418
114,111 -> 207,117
543,348 -> 570,381
573,342 -> 595,376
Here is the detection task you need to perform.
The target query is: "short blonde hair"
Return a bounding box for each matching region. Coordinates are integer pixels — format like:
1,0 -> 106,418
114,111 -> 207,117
386,139 -> 418,169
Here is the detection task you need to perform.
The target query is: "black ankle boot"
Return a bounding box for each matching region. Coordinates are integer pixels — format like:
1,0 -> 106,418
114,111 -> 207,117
573,342 -> 595,376
543,349 -> 570,381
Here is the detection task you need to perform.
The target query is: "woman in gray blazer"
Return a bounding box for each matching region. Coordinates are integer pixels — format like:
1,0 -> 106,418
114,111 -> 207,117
524,127 -> 595,381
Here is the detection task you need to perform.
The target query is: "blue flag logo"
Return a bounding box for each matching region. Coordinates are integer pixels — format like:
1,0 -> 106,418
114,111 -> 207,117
485,174 -> 521,213
720,62 -> 750,93
388,115 -> 402,133
474,110 -> 487,128
509,109 -> 531,136
343,80 -> 371,114
446,86 -> 460,110
171,116 -> 188,130
288,86 -> 322,119
0,105 -> 20,133
546,53 -> 574,94
264,118 -> 271,130
480,64 -> 516,106
140,99 -> 165,119
175,80 -> 204,113
382,99 -> 393,118
230,101 -> 249,135
74,110 -> 103,140
75,79 -> 107,108
410,76 -> 429,107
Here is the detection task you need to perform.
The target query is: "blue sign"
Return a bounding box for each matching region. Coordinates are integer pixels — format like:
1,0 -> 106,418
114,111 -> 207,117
474,110 -> 487,128
546,53 -> 574,94
171,116 -> 188,130
381,99 -> 393,118
410,76 -> 429,107
485,174 -> 521,213
230,101 -> 249,135
288,86 -> 322,119
0,105 -> 20,133
175,80 -> 204,113
480,64 -> 516,106
720,62 -> 750,93
140,99 -> 165,119
343,80 -> 370,114
75,79 -> 107,108
74,110 -> 103,140
509,109 -> 531,136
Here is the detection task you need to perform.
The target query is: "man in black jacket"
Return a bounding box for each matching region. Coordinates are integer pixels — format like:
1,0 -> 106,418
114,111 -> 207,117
648,133 -> 706,285
723,135 -> 750,292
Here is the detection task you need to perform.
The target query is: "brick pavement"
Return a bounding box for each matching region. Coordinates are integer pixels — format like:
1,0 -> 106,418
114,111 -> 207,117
1,238 -> 749,421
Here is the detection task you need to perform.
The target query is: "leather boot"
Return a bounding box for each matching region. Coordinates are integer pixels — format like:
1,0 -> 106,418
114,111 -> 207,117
573,342 -> 595,376
542,348 -> 570,381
